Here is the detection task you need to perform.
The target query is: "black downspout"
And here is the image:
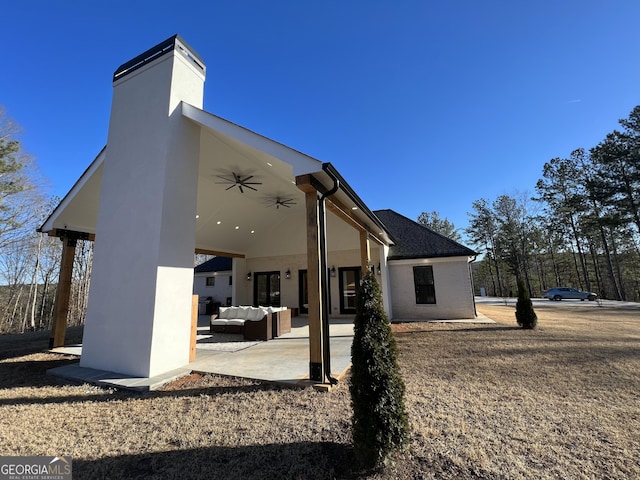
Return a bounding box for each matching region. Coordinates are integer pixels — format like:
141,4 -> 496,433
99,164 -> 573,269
318,174 -> 340,386
469,255 -> 478,316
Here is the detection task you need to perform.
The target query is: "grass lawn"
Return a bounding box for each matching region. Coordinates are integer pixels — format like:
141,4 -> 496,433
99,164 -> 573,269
0,303 -> 638,479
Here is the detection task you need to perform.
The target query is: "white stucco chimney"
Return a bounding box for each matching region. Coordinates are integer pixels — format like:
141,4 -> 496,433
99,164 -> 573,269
80,36 -> 205,377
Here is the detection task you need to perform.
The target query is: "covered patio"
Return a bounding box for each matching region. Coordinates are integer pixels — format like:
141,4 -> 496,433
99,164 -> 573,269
39,35 -> 392,388
190,315 -> 354,386
49,314 -> 354,391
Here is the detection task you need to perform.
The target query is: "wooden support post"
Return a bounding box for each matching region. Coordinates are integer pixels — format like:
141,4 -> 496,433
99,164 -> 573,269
360,230 -> 371,277
305,190 -> 325,382
49,236 -> 77,349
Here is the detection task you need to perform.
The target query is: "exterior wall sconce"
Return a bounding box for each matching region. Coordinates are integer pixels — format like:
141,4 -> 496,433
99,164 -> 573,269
285,269 -> 291,279
330,266 -> 336,277
247,271 -> 252,281
376,263 -> 381,275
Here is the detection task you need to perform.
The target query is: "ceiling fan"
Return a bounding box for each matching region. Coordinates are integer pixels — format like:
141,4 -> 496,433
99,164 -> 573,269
269,197 -> 297,209
215,172 -> 262,193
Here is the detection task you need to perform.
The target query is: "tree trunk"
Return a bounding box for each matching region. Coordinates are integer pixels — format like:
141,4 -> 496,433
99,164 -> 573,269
28,233 -> 44,330
548,238 -> 561,286
567,212 -> 590,290
489,234 -> 504,297
493,254 -> 504,297
10,285 -> 23,333
571,249 -> 583,289
618,165 -> 640,239
609,233 -> 627,301
38,276 -> 50,328
485,248 -> 497,296
588,242 -> 605,299
599,226 -> 621,300
22,282 -> 36,333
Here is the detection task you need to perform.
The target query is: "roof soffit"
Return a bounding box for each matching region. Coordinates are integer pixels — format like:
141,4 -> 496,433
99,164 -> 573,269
181,103 -> 322,176
39,147 -> 106,235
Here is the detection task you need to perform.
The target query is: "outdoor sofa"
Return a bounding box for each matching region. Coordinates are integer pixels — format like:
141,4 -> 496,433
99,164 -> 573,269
210,306 -> 292,340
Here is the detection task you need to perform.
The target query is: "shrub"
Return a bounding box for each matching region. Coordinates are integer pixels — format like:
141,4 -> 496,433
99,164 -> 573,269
515,277 -> 537,329
350,271 -> 409,468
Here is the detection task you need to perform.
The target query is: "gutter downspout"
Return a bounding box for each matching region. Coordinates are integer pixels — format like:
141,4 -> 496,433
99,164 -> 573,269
468,254 -> 478,317
318,170 -> 340,386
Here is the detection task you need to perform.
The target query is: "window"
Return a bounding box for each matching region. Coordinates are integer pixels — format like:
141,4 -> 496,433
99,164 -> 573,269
339,267 -> 361,314
206,277 -> 215,287
413,266 -> 436,304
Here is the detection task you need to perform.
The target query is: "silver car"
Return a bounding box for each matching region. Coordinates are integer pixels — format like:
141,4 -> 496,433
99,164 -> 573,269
545,287 -> 597,301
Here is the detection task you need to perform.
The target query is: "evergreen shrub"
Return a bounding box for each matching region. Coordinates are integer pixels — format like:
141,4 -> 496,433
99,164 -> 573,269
350,271 -> 409,468
515,277 -> 538,329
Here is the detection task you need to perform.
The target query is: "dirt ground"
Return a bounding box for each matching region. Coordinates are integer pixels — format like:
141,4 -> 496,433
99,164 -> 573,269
0,303 -> 638,479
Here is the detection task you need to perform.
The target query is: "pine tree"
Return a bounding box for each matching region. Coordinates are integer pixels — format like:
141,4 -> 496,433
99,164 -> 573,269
515,277 -> 537,329
417,210 -> 462,242
350,271 -> 409,468
0,106 -> 34,249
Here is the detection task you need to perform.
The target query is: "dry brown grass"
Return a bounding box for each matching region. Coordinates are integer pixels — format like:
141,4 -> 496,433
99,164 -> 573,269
0,304 -> 638,479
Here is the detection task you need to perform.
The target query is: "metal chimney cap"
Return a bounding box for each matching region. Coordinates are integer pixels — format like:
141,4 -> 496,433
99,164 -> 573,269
113,34 -> 205,82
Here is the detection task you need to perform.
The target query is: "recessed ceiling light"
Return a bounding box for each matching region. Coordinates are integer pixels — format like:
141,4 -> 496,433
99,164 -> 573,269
216,221 -> 221,225
266,162 -> 273,167
235,226 -> 240,230
251,230 -> 255,234
351,206 -> 358,210
195,214 -> 200,219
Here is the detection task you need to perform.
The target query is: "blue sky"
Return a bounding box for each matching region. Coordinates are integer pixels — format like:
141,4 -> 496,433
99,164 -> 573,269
3,1 -> 640,240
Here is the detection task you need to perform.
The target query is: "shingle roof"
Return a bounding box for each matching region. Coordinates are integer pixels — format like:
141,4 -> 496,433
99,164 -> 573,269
194,256 -> 233,273
373,209 -> 477,260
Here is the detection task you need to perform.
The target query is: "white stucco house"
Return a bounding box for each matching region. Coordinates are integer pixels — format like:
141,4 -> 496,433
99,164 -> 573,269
39,35 -> 477,384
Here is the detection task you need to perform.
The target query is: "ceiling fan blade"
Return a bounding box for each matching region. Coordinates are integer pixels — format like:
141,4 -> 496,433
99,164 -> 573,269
216,171 -> 262,193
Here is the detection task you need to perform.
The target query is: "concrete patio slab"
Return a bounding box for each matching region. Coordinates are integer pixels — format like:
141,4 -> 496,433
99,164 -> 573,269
182,315 -> 354,386
47,316 -> 355,391
190,335 -> 353,385
47,363 -> 191,392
